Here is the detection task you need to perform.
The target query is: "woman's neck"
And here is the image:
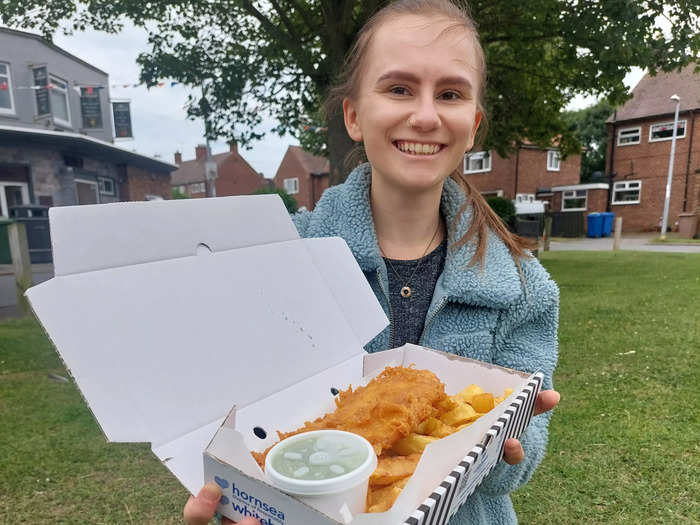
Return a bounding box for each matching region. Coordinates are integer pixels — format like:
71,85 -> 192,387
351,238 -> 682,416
370,176 -> 445,260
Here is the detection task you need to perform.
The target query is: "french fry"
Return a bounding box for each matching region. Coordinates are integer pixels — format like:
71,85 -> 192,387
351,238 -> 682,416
389,433 -> 438,455
454,384 -> 484,405
367,477 -> 410,513
416,417 -> 456,438
439,403 -> 478,426
370,454 -> 421,487
471,392 -> 495,413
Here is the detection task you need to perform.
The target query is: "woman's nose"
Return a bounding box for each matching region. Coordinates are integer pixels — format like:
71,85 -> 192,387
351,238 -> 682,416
409,96 -> 441,131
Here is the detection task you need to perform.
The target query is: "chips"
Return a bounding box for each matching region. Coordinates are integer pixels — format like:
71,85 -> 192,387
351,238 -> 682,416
366,383 -> 513,512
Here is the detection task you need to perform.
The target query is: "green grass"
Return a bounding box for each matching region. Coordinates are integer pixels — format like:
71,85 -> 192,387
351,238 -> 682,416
512,251 -> 700,524
1,251 -> 698,524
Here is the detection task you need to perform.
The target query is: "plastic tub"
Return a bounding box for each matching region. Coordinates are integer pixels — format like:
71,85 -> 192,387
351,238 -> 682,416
600,212 -> 615,237
265,430 -> 377,522
587,213 -> 603,238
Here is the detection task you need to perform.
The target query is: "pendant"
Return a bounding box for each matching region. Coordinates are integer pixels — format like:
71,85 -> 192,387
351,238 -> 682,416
400,286 -> 412,298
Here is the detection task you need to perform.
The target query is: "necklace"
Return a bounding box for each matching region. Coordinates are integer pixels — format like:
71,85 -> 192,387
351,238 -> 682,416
379,220 -> 441,299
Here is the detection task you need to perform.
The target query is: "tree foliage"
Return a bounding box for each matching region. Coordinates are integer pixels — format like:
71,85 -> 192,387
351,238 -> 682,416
4,0 -> 698,184
563,99 -> 615,183
251,186 -> 298,213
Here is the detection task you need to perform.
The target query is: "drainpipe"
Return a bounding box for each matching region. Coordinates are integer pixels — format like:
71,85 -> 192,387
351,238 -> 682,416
682,109 -> 696,212
607,111 -> 617,212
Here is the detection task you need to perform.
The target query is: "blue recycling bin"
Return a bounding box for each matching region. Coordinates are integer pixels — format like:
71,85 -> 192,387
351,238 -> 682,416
587,213 -> 603,238
601,212 -> 615,237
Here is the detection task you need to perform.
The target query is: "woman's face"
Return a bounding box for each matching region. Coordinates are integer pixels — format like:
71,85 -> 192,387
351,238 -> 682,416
343,14 -> 482,193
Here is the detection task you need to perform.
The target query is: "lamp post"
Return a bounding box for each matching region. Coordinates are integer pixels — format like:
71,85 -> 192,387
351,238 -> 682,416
660,94 -> 681,240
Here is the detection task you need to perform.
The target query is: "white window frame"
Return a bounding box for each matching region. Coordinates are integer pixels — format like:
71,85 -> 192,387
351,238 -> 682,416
481,189 -> 504,198
189,182 -> 205,194
547,150 -> 561,171
0,62 -> 16,116
617,126 -> 641,146
463,151 -> 492,174
612,180 -> 642,205
49,74 -> 72,128
561,189 -> 588,212
649,120 -> 686,142
98,176 -> 115,196
284,177 -> 299,194
0,182 -> 30,218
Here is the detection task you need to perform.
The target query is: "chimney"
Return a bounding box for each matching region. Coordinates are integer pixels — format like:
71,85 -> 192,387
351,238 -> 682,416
195,144 -> 208,161
229,140 -> 238,154
174,151 -> 182,165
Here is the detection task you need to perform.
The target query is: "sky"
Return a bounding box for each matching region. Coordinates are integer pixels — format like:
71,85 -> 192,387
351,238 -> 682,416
43,23 -> 646,178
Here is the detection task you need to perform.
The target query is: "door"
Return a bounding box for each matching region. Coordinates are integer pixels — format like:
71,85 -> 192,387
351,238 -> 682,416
75,179 -> 99,205
0,182 -> 29,217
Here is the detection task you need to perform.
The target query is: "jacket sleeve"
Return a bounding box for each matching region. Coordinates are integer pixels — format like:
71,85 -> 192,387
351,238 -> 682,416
291,209 -> 313,238
477,265 -> 559,497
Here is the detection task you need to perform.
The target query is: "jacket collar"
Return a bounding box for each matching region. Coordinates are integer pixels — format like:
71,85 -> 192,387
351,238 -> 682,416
318,163 -> 523,309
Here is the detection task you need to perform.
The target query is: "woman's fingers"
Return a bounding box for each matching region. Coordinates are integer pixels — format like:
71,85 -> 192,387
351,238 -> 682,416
503,438 -> 524,465
184,483 -> 222,525
534,389 -> 560,416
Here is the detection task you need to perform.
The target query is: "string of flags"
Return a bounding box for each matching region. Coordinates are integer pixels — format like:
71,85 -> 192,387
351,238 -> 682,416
6,81 -> 184,92
303,125 -> 327,132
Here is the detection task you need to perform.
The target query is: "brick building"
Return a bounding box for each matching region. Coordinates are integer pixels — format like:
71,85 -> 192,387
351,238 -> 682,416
0,28 -> 175,217
606,65 -> 700,232
171,142 -> 268,198
273,146 -> 329,211
462,145 -> 582,209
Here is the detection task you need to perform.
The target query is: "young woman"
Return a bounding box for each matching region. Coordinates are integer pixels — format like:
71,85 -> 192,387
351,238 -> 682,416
185,1 -> 560,524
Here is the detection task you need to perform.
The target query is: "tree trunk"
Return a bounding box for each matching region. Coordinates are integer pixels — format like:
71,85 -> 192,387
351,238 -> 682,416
327,106 -> 358,187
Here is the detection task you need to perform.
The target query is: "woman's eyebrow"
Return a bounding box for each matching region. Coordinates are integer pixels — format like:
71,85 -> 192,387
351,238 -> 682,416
375,70 -> 473,91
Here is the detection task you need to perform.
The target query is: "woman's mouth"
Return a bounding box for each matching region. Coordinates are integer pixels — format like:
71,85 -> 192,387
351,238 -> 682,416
393,141 -> 445,156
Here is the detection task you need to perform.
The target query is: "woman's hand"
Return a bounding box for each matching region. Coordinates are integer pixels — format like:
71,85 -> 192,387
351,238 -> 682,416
184,482 -> 261,525
502,389 -> 560,465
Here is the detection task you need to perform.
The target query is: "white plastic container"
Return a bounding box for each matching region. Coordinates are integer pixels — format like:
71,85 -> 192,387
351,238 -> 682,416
264,430 -> 377,522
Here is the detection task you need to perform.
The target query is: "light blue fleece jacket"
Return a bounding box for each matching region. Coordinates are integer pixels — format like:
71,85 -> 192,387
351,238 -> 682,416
292,163 -> 559,525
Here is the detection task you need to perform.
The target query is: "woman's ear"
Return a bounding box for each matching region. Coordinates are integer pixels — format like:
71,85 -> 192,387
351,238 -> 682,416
343,98 -> 363,142
465,111 -> 483,151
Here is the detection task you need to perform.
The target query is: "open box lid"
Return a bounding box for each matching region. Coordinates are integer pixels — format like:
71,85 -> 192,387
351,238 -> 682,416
27,196 -> 388,476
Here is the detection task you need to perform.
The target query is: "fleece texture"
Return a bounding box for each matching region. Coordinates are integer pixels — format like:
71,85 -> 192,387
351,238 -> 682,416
292,163 -> 559,525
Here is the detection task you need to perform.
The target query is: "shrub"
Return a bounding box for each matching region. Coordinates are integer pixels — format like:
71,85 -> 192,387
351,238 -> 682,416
486,196 -> 516,224
252,187 -> 298,214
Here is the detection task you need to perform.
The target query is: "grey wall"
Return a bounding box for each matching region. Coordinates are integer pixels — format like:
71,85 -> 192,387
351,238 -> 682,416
0,30 -> 114,143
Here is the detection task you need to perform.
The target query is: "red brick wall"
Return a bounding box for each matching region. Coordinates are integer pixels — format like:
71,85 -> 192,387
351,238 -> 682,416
274,150 -> 312,210
464,147 -> 580,198
607,111 -> 699,232
214,154 -> 267,197
121,166 -> 172,201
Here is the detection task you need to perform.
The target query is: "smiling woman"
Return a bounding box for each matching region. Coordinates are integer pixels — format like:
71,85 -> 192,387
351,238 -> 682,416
185,2 -> 560,525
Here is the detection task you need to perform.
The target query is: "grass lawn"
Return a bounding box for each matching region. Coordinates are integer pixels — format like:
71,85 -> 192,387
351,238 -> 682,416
1,251 -> 698,524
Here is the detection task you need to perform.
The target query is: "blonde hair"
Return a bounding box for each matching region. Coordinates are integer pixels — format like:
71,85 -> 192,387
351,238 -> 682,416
325,0 -> 535,265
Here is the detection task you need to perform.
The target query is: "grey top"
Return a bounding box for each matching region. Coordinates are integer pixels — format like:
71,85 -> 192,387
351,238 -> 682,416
383,239 -> 448,348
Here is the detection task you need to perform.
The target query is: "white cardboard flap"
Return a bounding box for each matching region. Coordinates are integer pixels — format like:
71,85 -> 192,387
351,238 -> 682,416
302,238 -> 388,347
50,195 -> 298,276
27,238 -> 373,449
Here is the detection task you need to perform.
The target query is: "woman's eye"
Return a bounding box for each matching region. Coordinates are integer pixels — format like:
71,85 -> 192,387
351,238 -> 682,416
440,91 -> 461,100
389,86 -> 410,96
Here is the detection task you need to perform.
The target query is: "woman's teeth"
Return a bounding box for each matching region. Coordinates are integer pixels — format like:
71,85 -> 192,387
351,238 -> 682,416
395,141 -> 442,155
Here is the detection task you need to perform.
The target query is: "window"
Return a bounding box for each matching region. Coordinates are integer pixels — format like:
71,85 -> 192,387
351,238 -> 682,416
189,182 -> 205,194
0,62 -> 15,115
617,127 -> 641,146
98,177 -> 115,195
464,151 -> 491,174
481,190 -> 504,198
562,190 -> 587,211
284,177 -> 299,194
547,150 -> 560,171
49,75 -> 71,127
612,180 -> 642,205
649,120 -> 686,142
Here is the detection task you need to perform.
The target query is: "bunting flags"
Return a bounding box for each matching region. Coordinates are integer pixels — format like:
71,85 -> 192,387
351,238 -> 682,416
0,81 -> 7,91
302,124 -> 327,133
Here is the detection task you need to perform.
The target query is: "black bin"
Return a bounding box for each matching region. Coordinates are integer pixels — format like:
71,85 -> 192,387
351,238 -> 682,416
9,205 -> 52,263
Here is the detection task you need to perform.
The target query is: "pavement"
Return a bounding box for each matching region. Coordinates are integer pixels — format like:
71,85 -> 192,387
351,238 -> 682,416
547,233 -> 700,253
0,263 -> 53,320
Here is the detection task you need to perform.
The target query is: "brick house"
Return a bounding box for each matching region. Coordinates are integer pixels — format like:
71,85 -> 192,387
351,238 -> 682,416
273,146 -> 329,211
605,65 -> 700,232
462,145 -> 582,209
0,27 -> 175,218
171,142 -> 268,198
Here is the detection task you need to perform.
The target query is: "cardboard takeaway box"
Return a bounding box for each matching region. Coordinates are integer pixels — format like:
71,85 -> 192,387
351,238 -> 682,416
26,195 -> 543,525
